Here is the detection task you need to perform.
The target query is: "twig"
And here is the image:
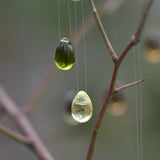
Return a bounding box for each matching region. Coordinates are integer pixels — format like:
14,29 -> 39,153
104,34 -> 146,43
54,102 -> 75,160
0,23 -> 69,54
88,0 -> 118,63
0,86 -> 54,160
115,77 -> 146,93
0,124 -> 30,145
73,0 -> 125,44
118,0 -> 154,64
86,0 -> 154,159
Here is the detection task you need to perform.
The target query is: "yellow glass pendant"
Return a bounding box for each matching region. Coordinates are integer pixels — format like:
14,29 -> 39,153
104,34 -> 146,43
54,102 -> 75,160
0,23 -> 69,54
71,90 -> 93,123
55,37 -> 75,71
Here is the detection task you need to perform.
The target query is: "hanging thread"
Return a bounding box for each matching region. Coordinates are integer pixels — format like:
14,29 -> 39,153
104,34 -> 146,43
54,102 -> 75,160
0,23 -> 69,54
67,0 -> 72,39
137,44 -> 143,160
133,46 -> 141,160
74,1 -> 79,91
81,0 -> 88,92
58,0 -> 61,40
55,0 -> 75,71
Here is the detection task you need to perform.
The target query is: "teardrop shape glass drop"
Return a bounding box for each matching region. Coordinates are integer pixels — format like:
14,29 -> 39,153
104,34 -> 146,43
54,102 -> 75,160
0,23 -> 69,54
55,37 -> 75,71
71,90 -> 93,123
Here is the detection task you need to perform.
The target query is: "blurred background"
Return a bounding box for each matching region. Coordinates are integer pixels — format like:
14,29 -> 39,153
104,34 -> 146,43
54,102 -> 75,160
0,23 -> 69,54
0,0 -> 160,159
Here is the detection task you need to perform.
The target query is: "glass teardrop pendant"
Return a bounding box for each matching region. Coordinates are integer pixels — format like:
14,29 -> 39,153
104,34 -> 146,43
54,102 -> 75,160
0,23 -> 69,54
71,90 -> 93,123
55,37 -> 75,71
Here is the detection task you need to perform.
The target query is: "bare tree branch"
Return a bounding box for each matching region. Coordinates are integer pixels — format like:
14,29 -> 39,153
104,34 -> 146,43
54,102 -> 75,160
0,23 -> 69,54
88,0 -> 118,63
86,0 -> 154,159
118,0 -> 154,64
115,77 -> 146,93
0,86 -> 54,160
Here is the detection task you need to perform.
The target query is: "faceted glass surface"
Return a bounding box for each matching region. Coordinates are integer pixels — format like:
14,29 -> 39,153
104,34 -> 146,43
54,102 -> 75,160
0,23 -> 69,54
55,37 -> 75,71
71,91 -> 93,123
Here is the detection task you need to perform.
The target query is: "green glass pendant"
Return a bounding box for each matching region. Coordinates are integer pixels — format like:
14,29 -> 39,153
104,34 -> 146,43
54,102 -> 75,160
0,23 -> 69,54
55,37 -> 75,71
71,90 -> 93,123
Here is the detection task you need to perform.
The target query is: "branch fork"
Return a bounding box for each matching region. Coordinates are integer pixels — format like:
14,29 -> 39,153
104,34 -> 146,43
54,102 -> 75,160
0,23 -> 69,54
86,0 -> 154,159
0,86 -> 54,160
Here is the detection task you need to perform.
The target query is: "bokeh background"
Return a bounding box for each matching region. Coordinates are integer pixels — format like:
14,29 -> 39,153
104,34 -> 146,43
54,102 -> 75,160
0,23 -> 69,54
0,0 -> 160,160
